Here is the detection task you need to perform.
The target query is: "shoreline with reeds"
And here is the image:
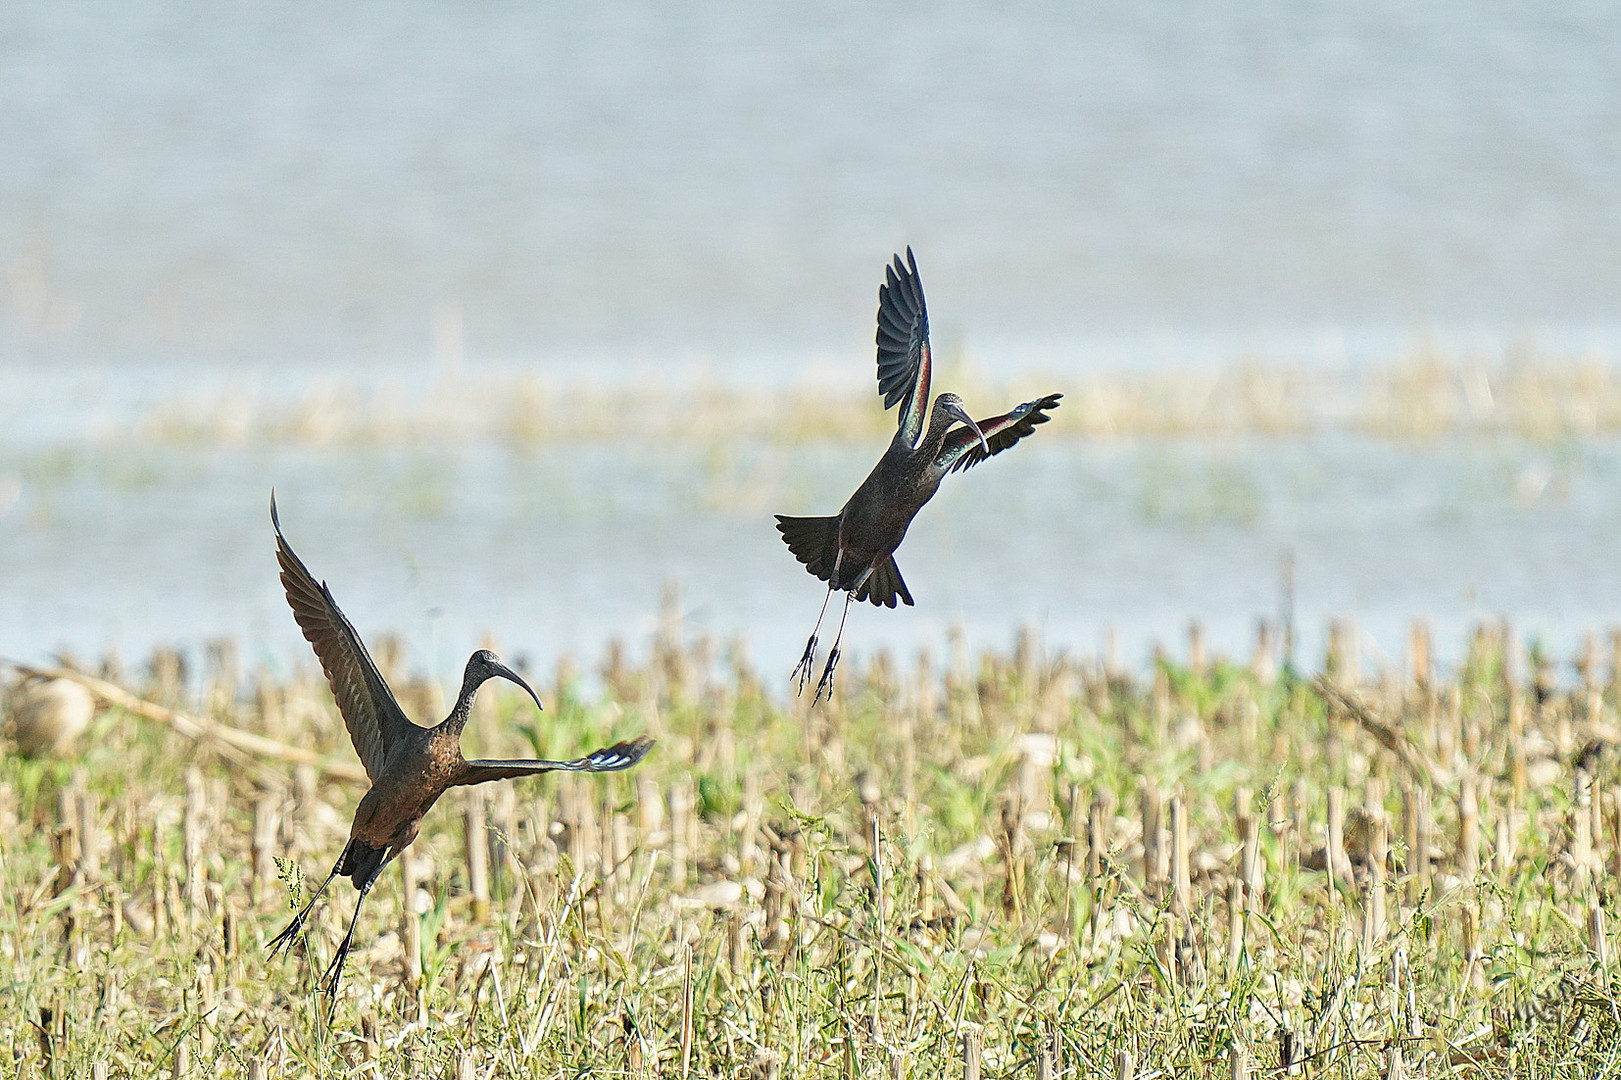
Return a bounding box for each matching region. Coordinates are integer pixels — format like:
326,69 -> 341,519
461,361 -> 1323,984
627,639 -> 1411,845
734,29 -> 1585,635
51,349 -> 1621,450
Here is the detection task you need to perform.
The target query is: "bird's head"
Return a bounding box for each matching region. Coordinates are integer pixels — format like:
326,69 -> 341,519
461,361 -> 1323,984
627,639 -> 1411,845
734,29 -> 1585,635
935,393 -> 989,454
461,649 -> 544,713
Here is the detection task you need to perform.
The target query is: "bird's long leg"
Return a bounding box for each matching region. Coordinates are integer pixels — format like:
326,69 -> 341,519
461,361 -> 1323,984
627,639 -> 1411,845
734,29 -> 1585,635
793,551 -> 845,693
792,585 -> 836,693
813,588 -> 861,705
266,860 -> 342,958
322,872 -> 381,999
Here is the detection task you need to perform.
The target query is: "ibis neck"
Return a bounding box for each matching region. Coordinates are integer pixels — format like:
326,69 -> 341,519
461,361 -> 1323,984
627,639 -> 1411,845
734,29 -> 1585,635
442,674 -> 486,734
918,407 -> 958,460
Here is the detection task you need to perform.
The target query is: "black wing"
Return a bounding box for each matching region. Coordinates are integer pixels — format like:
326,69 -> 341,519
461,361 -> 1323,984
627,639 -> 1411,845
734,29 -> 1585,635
462,736 -> 655,784
876,248 -> 932,447
939,393 -> 1062,473
271,494 -> 419,779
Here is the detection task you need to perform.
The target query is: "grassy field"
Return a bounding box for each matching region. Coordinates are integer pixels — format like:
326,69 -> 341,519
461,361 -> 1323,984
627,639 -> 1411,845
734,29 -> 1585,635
3,618 -> 1620,1078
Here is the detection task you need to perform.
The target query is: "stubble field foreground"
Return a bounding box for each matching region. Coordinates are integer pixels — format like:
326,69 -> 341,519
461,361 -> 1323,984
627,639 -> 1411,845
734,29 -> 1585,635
2,615 -> 1620,1078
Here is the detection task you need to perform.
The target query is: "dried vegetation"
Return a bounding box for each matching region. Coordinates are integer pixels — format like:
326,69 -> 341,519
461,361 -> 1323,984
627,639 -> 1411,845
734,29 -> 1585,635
3,612 -> 1621,1076
120,348 -> 1621,449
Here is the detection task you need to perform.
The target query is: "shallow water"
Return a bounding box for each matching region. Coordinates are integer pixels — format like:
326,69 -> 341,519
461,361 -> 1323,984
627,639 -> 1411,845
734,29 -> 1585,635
7,3 -> 1621,685
3,429 -> 1616,685
4,2 -> 1621,369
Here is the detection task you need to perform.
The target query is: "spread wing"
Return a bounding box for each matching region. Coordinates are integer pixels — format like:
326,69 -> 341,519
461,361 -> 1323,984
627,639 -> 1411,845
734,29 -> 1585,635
271,495 -> 418,779
876,247 -> 931,447
462,736 -> 655,784
939,393 -> 1062,473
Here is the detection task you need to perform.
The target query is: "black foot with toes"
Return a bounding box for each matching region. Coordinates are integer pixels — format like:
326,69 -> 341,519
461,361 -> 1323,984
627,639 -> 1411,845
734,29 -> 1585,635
266,916 -> 307,958
323,939 -> 355,997
813,646 -> 841,705
792,635 -> 819,694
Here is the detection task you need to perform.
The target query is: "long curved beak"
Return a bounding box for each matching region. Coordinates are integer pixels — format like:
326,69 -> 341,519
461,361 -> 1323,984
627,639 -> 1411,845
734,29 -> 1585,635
946,400 -> 990,454
493,662 -> 545,712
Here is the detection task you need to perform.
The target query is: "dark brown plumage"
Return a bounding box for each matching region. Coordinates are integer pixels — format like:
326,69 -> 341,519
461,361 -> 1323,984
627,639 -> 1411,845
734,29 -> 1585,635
776,248 -> 1062,701
265,495 -> 652,997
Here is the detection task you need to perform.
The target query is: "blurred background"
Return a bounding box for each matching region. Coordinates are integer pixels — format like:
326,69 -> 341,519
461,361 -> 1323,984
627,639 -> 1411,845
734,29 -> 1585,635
4,1 -> 1621,685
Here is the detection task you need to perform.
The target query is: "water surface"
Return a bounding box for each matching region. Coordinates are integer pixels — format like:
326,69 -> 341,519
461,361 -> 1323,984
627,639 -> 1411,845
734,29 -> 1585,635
3,430 -> 1614,684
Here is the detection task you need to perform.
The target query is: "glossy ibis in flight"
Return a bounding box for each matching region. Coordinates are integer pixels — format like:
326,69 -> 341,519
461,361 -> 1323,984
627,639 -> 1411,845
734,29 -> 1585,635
776,249 -> 1062,702
265,495 -> 653,997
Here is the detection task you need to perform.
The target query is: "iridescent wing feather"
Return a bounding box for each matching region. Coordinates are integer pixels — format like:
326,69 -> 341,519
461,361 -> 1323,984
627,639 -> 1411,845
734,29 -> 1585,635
939,393 -> 1063,473
875,248 -> 932,446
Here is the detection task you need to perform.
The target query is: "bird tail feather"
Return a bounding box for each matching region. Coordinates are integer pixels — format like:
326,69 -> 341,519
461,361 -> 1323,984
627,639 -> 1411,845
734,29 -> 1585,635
337,836 -> 389,889
858,555 -> 913,609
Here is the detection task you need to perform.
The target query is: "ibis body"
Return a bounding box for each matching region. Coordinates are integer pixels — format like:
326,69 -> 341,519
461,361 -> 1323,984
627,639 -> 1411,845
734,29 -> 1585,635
265,496 -> 652,997
776,249 -> 1062,699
